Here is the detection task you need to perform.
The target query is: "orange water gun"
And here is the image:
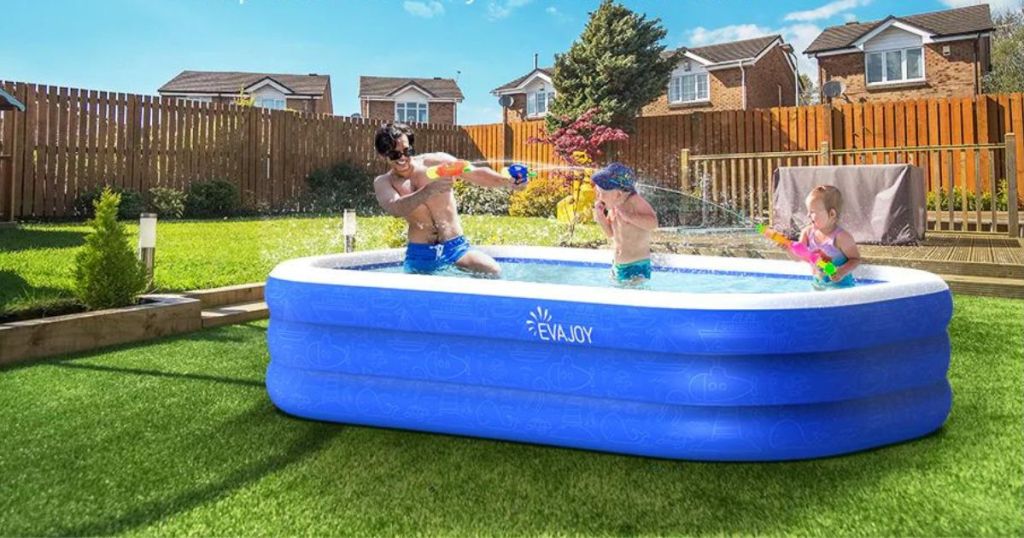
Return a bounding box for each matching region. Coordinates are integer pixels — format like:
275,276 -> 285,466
425,161 -> 536,184
757,224 -> 837,277
425,160 -> 473,179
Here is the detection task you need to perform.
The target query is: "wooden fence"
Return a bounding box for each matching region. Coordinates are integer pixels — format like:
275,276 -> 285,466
0,81 -> 472,219
684,138 -> 1021,237
2,78 -> 1023,235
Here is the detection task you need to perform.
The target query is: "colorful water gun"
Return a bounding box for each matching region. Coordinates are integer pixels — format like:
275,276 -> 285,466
503,164 -> 536,186
425,160 -> 536,185
425,160 -> 473,179
756,224 -> 837,277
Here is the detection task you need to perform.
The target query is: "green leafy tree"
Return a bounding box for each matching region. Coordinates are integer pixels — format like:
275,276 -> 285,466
547,0 -> 678,131
799,73 -> 819,106
73,188 -> 148,309
985,2 -> 1024,93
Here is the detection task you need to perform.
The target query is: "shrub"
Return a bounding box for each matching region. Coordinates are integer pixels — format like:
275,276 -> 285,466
926,183 -> 1021,211
73,188 -> 148,309
305,161 -> 381,215
74,186 -> 144,220
148,187 -> 186,218
185,179 -> 240,218
382,217 -> 407,248
454,180 -> 511,215
509,175 -> 569,218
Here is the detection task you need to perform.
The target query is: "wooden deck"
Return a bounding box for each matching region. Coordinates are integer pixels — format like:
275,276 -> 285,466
652,231 -> 1024,298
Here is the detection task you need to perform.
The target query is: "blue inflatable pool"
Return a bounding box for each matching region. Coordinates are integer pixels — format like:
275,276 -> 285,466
265,246 -> 953,461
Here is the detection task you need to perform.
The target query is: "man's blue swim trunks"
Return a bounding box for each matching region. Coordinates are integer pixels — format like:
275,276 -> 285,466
613,258 -> 652,281
404,235 -> 472,274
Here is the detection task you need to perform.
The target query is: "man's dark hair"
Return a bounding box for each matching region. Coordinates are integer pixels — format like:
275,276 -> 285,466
374,123 -> 415,156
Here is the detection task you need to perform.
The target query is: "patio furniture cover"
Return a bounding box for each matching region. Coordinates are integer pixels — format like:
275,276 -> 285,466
772,164 -> 927,245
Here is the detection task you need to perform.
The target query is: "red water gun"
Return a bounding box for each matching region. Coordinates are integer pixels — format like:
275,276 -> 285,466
757,224 -> 837,277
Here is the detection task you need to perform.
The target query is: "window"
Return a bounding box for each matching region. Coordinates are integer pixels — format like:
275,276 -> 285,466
865,47 -> 925,85
255,97 -> 286,110
526,91 -> 555,117
668,73 -> 709,104
396,102 -> 428,123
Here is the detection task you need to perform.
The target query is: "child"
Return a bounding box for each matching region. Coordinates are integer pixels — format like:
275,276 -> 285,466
799,185 -> 861,288
591,163 -> 659,283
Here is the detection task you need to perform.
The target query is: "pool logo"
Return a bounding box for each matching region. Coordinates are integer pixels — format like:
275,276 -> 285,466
526,306 -> 594,345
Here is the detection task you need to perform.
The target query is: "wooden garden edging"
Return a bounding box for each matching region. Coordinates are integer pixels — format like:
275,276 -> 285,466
0,294 -> 201,367
0,283 -> 268,368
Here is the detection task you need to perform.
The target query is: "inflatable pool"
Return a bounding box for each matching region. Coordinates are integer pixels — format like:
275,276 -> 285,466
265,246 -> 952,461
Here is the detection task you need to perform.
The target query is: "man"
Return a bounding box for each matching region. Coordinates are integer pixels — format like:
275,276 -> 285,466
372,123 -> 522,276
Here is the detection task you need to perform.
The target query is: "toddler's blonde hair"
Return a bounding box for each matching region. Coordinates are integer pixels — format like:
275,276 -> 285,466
807,185 -> 843,217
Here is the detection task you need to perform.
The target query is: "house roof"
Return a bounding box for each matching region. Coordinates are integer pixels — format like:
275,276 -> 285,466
359,76 -> 464,100
805,4 -> 993,54
678,35 -> 782,64
492,67 -> 555,94
158,71 -> 331,95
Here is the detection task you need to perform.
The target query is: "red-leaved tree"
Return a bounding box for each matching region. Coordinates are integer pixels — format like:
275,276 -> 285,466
529,107 -> 628,167
527,107 -> 629,246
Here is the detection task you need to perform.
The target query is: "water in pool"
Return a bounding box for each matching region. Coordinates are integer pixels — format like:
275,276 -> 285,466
364,258 -> 868,294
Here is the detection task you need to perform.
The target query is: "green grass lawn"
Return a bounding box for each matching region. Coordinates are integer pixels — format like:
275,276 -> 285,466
0,216 -> 604,316
0,296 -> 1020,536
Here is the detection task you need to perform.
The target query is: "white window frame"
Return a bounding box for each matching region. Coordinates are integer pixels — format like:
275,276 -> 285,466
395,101 -> 428,123
255,97 -> 286,110
865,47 -> 925,86
668,72 -> 709,104
526,90 -> 556,118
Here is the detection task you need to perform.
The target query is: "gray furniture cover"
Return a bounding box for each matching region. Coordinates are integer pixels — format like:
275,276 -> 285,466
772,165 -> 927,245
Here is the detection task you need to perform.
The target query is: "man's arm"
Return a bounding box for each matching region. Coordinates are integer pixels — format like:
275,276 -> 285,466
420,152 -> 516,189
373,174 -> 451,218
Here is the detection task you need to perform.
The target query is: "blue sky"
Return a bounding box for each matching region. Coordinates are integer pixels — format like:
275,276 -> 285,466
1,0 -> 1009,124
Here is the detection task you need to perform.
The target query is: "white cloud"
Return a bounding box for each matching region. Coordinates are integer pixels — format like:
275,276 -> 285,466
784,0 -> 871,22
688,24 -> 773,46
942,0 -> 1018,11
486,0 -> 532,20
404,1 -> 445,18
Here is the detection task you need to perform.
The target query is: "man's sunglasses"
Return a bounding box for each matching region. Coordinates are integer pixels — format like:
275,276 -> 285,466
385,147 -> 415,161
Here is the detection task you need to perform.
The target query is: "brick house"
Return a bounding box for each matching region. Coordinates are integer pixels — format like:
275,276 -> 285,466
643,35 -> 799,114
805,4 -> 993,103
493,36 -> 798,121
491,64 -> 555,123
358,76 -> 463,125
158,71 -> 333,113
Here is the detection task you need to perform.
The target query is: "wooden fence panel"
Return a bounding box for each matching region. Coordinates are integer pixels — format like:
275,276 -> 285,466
1,80 -> 1022,224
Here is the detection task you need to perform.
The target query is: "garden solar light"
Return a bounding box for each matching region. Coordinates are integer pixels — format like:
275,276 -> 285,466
138,213 -> 157,282
343,209 -> 357,253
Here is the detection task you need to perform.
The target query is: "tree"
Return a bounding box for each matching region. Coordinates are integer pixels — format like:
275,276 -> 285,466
73,188 -> 148,310
798,73 -> 819,106
985,3 -> 1024,93
547,0 -> 678,132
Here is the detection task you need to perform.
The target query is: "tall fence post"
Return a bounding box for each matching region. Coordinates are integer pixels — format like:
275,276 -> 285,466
1007,133 -> 1019,238
819,140 -> 831,166
679,148 -> 690,191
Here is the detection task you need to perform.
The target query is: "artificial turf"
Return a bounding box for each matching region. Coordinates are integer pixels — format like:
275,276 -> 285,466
0,215 -> 605,316
0,295 -> 1020,536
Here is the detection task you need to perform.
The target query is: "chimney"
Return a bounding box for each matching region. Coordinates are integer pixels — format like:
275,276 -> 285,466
844,20 -> 858,25
534,53 -> 539,70
308,73 -> 318,76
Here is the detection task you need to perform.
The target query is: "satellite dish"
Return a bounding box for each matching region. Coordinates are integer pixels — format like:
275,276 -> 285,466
822,80 -> 845,99
498,95 -> 514,108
